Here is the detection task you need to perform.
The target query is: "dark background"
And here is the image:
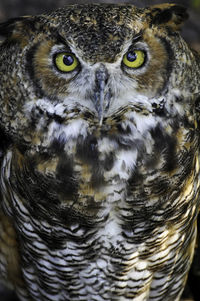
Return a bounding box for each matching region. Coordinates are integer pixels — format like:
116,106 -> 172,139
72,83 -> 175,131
0,1 -> 200,301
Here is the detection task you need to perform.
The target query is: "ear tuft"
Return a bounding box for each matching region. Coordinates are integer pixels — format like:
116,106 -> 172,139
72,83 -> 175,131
0,16 -> 38,40
147,3 -> 188,31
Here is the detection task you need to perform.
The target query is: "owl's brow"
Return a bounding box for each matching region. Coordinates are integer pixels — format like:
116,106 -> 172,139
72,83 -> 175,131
132,31 -> 143,43
56,33 -> 72,49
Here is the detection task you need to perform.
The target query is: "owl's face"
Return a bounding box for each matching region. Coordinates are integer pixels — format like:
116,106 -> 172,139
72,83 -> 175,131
0,4 -> 199,188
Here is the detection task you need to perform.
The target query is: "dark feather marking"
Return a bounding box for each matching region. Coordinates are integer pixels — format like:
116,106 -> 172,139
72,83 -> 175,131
150,124 -> 178,172
26,43 -> 45,99
102,152 -> 115,171
0,127 -> 12,155
50,134 -> 67,154
76,135 -> 106,187
56,153 -> 78,200
76,135 -> 99,164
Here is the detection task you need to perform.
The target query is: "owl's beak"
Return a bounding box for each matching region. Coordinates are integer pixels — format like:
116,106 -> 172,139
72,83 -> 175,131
94,64 -> 109,125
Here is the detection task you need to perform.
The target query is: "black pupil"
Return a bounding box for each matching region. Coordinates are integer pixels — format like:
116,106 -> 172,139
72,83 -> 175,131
127,51 -> 137,62
63,55 -> 74,66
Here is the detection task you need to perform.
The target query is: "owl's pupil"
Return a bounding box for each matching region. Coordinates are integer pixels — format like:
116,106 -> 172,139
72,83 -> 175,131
127,51 -> 137,62
63,55 -> 74,66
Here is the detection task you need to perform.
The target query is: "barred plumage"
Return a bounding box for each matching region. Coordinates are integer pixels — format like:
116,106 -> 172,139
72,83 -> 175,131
0,3 -> 200,301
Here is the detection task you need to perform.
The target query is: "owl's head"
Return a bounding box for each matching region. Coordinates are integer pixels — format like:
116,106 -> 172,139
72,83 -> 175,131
0,3 -> 198,156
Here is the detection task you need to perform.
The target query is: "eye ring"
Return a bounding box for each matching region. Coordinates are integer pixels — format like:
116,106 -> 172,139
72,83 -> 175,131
122,50 -> 146,69
54,52 -> 79,72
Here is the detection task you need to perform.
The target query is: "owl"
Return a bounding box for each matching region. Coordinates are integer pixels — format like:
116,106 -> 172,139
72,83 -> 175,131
0,2 -> 199,301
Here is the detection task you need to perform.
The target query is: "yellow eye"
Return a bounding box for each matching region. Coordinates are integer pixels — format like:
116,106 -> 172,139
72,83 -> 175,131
55,52 -> 79,72
122,50 -> 145,68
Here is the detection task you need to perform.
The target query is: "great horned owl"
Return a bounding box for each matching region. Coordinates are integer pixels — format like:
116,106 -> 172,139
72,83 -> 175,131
0,3 -> 199,301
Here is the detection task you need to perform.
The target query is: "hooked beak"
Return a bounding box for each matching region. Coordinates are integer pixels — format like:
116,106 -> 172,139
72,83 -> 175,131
94,64 -> 110,125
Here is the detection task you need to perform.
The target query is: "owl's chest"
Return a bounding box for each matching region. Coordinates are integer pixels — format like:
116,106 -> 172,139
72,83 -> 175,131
2,137 -> 200,300
10,162 -> 199,301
